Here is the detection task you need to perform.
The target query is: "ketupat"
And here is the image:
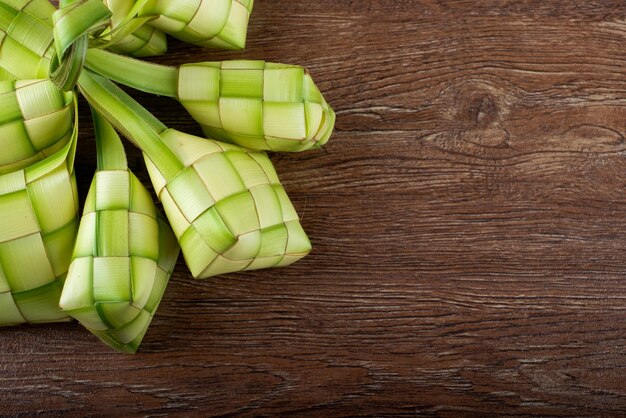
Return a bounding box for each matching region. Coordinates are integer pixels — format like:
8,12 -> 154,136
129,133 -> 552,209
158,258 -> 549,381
177,61 -> 335,152
60,110 -> 179,353
79,69 -> 312,279
138,0 -> 254,50
99,0 -> 254,52
0,94 -> 79,325
86,49 -> 336,152
0,79 -> 75,174
146,130 -> 312,277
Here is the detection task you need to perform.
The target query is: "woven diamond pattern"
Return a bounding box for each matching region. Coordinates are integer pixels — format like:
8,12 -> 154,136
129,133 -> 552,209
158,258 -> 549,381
0,0 -> 55,81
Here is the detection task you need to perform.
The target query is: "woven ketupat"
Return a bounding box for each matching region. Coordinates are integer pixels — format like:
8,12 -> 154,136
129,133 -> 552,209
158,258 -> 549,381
178,60 -> 336,152
60,112 -> 180,353
139,0 -> 254,50
0,79 -> 75,174
102,0 -> 167,57
0,0 -> 55,81
144,129 -> 311,279
0,104 -> 79,326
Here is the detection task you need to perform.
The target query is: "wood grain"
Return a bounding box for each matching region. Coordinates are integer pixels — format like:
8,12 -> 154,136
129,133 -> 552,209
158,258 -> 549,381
3,0 -> 626,416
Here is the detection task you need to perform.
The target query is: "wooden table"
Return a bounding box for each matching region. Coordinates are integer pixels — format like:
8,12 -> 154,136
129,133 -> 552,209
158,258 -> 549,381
3,1 -> 626,416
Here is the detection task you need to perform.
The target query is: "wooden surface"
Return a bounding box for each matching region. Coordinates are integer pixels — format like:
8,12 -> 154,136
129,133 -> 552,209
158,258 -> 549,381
3,1 -> 626,416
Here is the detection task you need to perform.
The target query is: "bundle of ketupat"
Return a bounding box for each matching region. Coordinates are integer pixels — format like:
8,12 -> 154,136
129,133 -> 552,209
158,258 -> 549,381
79,70 -> 313,279
0,0 -> 335,353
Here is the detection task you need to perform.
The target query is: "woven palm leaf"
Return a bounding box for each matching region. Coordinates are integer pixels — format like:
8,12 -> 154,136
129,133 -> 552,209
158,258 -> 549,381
139,0 -> 254,50
145,129 -> 312,278
0,0 -> 56,81
102,0 -> 167,57
0,98 -> 79,326
0,79 -> 75,174
60,110 -> 180,353
178,60 -> 335,152
85,51 -> 336,152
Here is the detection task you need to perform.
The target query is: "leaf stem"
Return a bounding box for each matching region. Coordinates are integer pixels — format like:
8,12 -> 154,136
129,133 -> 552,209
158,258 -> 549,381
91,107 -> 127,172
85,48 -> 178,97
77,69 -> 183,181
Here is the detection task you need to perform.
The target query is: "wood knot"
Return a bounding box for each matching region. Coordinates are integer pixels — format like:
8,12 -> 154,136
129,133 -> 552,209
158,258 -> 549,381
437,81 -> 513,148
467,95 -> 498,127
439,80 -> 512,127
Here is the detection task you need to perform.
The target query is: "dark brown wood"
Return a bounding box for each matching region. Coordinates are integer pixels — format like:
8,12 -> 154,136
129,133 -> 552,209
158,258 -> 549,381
3,0 -> 626,416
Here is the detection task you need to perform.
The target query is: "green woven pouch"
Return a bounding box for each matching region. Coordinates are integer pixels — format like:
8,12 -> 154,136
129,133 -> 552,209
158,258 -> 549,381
0,96 -> 79,325
60,110 -> 180,353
